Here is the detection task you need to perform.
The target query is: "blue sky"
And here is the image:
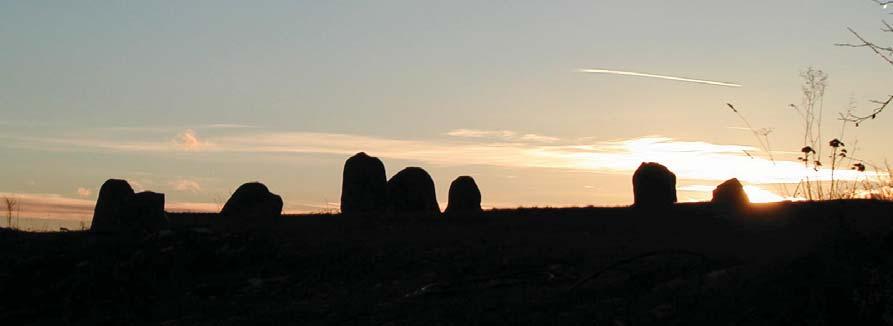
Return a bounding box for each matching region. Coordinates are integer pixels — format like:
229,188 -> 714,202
1,1 -> 892,219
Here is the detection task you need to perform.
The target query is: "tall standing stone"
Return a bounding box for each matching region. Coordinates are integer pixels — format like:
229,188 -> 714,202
387,167 -> 440,215
340,152 -> 388,215
632,162 -> 677,208
91,179 -> 136,233
445,176 -> 482,215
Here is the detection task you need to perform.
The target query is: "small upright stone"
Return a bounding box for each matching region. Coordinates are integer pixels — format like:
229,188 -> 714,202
91,179 -> 136,233
387,167 -> 440,215
221,182 -> 283,222
632,162 -> 677,208
445,176 -> 482,215
712,178 -> 749,209
340,152 -> 388,215
126,191 -> 169,233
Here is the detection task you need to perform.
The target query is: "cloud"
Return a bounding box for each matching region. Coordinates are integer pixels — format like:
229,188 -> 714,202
4,129 -> 884,185
579,68 -> 742,87
0,193 -> 96,220
679,184 -> 798,203
98,124 -> 256,133
445,129 -> 559,143
446,129 -> 517,139
518,134 -> 561,143
169,179 -> 202,193
76,187 -> 92,197
201,124 -> 256,129
174,129 -> 203,150
165,201 -> 219,213
128,180 -> 146,192
0,192 -> 230,220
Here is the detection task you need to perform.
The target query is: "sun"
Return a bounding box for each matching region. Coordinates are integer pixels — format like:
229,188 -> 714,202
742,186 -> 788,203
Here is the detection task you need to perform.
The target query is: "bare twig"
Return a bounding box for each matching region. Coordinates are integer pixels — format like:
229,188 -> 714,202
836,28 -> 893,66
726,103 -> 776,163
838,95 -> 893,126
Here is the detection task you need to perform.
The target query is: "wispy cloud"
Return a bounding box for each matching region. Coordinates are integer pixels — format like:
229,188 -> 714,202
0,192 -> 225,220
201,124 -> 257,129
579,68 -> 742,87
445,129 -> 560,143
169,179 -> 202,193
446,129 -> 517,139
679,184 -> 798,203
98,124 -> 257,133
174,129 -> 204,151
0,193 -> 96,220
3,129 -> 882,185
76,187 -> 92,197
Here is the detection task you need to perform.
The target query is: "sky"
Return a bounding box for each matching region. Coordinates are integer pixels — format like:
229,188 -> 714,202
1,1 -> 892,220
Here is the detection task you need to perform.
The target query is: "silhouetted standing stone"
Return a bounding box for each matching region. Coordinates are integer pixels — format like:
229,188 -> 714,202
340,152 -> 388,215
445,176 -> 482,215
90,179 -> 169,234
387,167 -> 440,215
712,178 -> 749,209
632,162 -> 677,208
91,179 -> 136,233
126,191 -> 169,233
221,182 -> 283,222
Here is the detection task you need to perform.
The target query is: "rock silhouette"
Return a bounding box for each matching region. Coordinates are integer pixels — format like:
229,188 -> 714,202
126,191 -> 169,233
712,178 -> 749,209
221,182 -> 283,222
445,176 -> 482,215
340,152 -> 388,215
91,179 -> 135,233
90,179 -> 168,233
632,162 -> 677,208
387,167 -> 440,215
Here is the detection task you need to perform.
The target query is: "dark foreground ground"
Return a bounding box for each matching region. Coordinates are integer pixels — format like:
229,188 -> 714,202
2,200 -> 893,325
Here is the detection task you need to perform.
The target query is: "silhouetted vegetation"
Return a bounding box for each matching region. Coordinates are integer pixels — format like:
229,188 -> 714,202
2,196 -> 19,230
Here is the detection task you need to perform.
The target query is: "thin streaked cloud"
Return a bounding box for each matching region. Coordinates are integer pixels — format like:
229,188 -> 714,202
679,185 -> 796,203
0,192 -> 224,220
174,129 -> 204,151
579,68 -> 742,87
445,129 -> 560,143
76,187 -> 92,197
1,128 -> 882,185
169,179 -> 202,193
98,124 -> 258,133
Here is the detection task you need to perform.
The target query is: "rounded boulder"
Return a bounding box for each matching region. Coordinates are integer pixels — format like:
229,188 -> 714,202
712,178 -> 749,209
221,182 -> 283,222
387,167 -> 440,215
445,176 -> 482,215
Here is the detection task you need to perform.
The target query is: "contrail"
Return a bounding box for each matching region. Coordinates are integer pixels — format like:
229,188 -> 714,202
579,68 -> 742,87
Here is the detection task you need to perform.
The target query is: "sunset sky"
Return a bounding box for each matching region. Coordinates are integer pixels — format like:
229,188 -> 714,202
2,1 -> 892,220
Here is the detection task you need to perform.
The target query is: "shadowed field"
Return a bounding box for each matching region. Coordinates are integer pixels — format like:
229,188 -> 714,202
2,200 -> 893,324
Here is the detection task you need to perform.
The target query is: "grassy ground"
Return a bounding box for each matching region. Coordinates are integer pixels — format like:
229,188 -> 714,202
2,200 -> 893,325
